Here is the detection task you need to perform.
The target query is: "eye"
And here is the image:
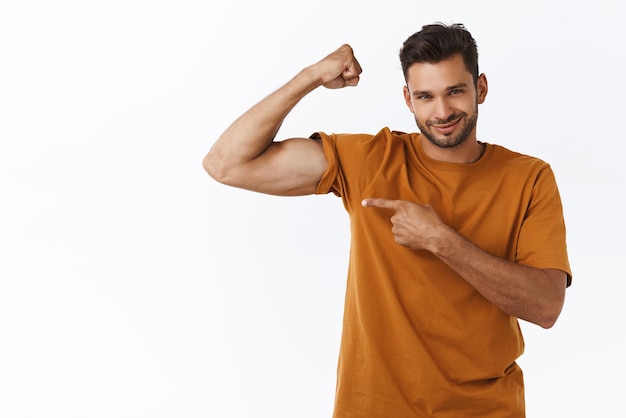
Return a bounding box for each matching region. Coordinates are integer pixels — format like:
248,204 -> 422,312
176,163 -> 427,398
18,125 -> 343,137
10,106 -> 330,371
417,94 -> 432,100
449,89 -> 463,95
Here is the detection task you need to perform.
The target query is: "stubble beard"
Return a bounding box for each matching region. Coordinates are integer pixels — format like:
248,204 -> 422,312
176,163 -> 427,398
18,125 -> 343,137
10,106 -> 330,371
416,105 -> 479,149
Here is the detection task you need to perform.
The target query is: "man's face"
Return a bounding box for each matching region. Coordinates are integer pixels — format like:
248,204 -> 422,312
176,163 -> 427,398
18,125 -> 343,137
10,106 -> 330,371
403,54 -> 487,149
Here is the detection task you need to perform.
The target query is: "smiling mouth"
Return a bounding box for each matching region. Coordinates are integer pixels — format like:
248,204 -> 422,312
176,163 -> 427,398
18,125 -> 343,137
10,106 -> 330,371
431,117 -> 461,133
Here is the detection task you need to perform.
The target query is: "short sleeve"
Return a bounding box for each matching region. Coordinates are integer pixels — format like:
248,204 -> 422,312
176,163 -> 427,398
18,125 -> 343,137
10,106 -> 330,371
516,165 -> 573,286
310,132 -> 343,197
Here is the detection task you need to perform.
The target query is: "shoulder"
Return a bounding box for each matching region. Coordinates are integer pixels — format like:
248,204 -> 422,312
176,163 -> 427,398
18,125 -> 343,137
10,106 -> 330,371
311,127 -> 414,148
317,128 -> 418,170
487,143 -> 551,173
484,144 -> 562,197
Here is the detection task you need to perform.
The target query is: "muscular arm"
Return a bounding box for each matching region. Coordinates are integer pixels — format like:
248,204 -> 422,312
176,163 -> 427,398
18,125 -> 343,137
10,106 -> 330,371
203,44 -> 362,196
362,199 -> 567,329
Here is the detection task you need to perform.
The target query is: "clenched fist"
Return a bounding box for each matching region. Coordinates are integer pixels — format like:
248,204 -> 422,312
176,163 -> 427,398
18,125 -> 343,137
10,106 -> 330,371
313,44 -> 363,89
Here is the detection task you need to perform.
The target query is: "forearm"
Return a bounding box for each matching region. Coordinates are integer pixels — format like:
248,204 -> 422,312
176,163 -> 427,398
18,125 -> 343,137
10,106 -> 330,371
432,226 -> 566,328
204,66 -> 321,175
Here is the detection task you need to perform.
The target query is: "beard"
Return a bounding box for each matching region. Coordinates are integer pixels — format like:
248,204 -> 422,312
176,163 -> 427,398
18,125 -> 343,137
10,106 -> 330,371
415,105 -> 478,149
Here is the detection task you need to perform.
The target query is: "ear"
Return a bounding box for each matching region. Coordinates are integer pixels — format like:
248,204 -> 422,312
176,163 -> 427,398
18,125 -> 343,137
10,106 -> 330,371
477,73 -> 488,104
403,85 -> 415,114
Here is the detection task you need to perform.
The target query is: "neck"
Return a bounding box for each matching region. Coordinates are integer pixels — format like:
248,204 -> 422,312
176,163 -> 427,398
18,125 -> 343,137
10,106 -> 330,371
420,136 -> 485,164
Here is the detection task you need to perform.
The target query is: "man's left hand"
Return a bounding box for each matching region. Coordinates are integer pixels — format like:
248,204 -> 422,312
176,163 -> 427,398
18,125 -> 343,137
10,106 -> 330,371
361,198 -> 448,252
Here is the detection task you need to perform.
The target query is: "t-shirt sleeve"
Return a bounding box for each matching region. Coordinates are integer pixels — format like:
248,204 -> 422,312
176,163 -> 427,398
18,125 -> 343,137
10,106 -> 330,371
311,131 -> 362,214
310,130 -> 386,214
516,165 -> 573,286
310,131 -> 343,197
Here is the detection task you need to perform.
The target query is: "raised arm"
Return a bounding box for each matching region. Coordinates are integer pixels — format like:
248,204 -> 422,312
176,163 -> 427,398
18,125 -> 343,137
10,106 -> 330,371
203,44 -> 362,196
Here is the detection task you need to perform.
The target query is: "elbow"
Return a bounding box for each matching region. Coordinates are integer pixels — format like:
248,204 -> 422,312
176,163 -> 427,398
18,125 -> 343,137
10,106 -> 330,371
536,294 -> 566,329
521,306 -> 560,329
537,312 -> 560,329
203,147 -> 255,190
202,150 -> 228,184
533,270 -> 567,329
518,293 -> 564,329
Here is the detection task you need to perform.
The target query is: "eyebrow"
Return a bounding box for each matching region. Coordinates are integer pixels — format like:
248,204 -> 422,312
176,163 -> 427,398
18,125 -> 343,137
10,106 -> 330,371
411,83 -> 470,97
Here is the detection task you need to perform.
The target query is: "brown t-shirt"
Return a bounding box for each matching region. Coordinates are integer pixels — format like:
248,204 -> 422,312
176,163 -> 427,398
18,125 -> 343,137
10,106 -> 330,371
313,127 -> 572,418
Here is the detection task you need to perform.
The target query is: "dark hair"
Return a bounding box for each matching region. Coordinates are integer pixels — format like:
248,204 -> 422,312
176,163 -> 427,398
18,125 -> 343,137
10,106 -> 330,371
399,23 -> 479,84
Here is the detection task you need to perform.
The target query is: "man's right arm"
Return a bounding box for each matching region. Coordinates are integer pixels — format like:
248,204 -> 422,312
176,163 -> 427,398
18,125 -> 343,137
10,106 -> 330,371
203,44 -> 362,196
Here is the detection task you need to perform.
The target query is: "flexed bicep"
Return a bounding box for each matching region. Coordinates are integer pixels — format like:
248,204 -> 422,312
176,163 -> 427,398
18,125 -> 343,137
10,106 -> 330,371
204,43 -> 358,196
211,137 -> 328,196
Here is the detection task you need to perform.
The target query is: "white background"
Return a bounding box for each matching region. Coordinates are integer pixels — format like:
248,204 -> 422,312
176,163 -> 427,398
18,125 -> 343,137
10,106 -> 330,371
1,0 -> 623,417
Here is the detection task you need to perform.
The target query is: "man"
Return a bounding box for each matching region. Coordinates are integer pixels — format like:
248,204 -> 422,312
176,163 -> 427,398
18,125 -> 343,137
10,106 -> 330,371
204,23 -> 571,417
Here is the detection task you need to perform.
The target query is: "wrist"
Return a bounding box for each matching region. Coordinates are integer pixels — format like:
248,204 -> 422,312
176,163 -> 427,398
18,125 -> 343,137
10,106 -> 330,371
429,224 -> 460,258
294,65 -> 324,93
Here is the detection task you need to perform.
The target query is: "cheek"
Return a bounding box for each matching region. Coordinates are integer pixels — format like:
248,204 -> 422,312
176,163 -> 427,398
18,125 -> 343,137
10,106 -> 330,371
411,106 -> 429,122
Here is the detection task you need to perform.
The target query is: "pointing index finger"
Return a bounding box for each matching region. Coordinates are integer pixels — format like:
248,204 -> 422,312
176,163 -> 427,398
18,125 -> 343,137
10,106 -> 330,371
361,198 -> 400,210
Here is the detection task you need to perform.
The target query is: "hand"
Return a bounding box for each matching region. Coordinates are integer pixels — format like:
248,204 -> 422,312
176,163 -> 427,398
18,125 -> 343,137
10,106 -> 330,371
313,44 -> 362,89
361,198 -> 448,252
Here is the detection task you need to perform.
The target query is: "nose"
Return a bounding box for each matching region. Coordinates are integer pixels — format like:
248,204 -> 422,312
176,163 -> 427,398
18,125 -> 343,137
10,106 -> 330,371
432,97 -> 454,122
